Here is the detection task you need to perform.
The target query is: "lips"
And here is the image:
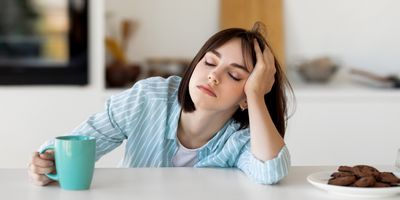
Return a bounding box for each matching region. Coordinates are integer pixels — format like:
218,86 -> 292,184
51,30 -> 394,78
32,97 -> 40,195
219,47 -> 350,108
197,84 -> 217,97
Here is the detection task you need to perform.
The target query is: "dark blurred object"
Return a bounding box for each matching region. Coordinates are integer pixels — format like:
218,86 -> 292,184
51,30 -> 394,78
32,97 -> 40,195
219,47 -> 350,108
121,19 -> 138,54
147,58 -> 189,78
296,57 -> 339,83
0,0 -> 38,35
105,18 -> 141,88
0,0 -> 89,85
350,68 -> 400,88
106,62 -> 141,88
105,36 -> 141,87
0,0 -> 39,58
0,40 -> 40,58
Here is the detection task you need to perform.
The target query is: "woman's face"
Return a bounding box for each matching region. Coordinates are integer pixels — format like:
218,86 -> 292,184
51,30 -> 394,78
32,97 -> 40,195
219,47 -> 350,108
189,38 -> 253,113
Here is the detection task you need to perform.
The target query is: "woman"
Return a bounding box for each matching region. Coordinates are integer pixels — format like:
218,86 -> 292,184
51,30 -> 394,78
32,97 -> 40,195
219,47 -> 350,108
28,22 -> 292,185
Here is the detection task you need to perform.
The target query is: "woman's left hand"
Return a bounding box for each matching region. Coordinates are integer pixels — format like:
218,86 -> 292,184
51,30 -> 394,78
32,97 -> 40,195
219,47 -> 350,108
244,40 -> 276,98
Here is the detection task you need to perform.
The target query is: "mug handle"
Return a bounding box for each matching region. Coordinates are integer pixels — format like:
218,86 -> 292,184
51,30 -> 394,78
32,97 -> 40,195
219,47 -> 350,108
39,145 -> 59,181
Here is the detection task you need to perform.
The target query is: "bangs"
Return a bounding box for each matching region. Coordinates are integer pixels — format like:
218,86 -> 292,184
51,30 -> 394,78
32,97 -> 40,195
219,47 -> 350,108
241,38 -> 254,72
240,34 -> 267,72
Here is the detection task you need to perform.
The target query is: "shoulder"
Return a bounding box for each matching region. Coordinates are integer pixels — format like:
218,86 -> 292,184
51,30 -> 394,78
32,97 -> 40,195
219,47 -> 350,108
132,76 -> 181,91
128,76 -> 181,99
109,76 -> 181,107
139,76 -> 181,88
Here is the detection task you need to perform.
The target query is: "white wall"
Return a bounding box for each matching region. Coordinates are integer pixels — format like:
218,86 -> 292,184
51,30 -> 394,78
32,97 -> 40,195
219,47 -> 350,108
284,0 -> 400,74
285,89 -> 400,166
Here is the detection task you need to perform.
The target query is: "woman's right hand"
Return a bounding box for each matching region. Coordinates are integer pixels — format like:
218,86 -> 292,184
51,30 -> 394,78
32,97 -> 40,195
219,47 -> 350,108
28,150 -> 56,186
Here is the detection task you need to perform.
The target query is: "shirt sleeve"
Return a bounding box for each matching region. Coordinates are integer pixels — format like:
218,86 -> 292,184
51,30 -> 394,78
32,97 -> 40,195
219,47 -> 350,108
39,79 -> 149,162
235,144 -> 291,184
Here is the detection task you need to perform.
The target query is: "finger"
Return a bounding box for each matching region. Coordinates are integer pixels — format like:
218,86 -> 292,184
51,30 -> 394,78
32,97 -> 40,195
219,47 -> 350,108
263,45 -> 274,61
28,170 -> 53,186
253,39 -> 264,63
39,150 -> 55,160
32,154 -> 54,168
262,45 -> 275,66
28,170 -> 40,182
32,151 -> 54,161
30,163 -> 55,174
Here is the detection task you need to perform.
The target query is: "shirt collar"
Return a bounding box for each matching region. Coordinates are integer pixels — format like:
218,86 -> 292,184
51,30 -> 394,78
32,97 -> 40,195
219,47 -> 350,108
203,119 -> 235,151
164,95 -> 239,151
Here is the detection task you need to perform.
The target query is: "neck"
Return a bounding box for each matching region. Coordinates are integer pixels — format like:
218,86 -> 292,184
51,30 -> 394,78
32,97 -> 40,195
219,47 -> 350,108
178,109 -> 235,149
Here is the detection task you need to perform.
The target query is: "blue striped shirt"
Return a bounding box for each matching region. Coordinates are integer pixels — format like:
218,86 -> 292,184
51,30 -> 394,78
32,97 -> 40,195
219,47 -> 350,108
40,76 -> 290,184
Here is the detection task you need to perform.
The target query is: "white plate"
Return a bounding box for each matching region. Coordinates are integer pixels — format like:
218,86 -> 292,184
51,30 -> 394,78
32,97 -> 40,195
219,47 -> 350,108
307,171 -> 400,198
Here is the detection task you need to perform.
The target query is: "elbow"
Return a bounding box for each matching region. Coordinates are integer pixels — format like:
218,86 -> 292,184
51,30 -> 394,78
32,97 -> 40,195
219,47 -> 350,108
244,160 -> 290,185
254,169 -> 289,185
247,146 -> 291,185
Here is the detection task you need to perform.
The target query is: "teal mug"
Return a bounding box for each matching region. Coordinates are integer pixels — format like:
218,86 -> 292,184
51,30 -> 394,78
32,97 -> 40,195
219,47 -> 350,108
40,135 -> 96,190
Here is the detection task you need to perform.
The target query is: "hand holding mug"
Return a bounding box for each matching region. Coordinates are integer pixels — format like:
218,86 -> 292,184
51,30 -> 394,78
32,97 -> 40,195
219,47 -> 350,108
29,135 -> 96,190
28,150 -> 56,186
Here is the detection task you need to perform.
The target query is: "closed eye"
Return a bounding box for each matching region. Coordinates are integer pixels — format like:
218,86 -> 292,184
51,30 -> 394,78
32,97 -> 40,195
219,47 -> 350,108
205,61 -> 216,66
228,73 -> 241,81
205,59 -> 241,81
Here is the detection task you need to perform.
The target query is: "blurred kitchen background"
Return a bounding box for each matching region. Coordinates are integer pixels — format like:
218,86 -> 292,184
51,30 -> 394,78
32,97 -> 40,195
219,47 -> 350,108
0,0 -> 399,168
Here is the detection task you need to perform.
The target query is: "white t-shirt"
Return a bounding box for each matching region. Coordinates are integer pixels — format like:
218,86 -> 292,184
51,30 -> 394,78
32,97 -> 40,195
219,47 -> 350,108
172,138 -> 205,167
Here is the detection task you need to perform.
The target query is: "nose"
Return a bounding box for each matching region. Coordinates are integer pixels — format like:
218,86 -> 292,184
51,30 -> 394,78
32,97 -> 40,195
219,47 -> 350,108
208,72 -> 219,85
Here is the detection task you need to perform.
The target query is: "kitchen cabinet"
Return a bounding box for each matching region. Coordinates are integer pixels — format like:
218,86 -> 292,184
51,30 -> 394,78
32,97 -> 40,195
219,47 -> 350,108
220,0 -> 285,66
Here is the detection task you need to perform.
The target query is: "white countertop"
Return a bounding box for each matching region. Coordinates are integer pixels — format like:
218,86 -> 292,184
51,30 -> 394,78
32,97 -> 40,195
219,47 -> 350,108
1,166 -> 399,200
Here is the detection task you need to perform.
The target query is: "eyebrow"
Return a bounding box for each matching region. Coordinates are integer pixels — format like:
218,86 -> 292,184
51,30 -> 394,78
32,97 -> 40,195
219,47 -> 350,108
209,50 -> 249,73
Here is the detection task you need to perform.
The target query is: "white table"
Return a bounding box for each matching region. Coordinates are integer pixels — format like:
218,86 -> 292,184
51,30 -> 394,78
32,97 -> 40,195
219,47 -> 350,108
1,166 -> 399,200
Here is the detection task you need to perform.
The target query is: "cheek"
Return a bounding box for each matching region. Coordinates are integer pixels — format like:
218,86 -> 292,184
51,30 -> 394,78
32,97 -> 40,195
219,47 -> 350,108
189,66 -> 200,85
190,64 -> 209,83
188,65 -> 204,94
194,63 -> 208,76
222,84 -> 246,103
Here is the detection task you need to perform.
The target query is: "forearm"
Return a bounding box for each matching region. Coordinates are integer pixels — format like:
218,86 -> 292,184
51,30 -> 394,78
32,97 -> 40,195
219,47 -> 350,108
247,94 -> 285,161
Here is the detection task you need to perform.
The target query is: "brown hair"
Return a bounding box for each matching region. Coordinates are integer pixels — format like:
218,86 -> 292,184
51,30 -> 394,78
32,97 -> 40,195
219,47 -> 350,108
178,22 -> 293,138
